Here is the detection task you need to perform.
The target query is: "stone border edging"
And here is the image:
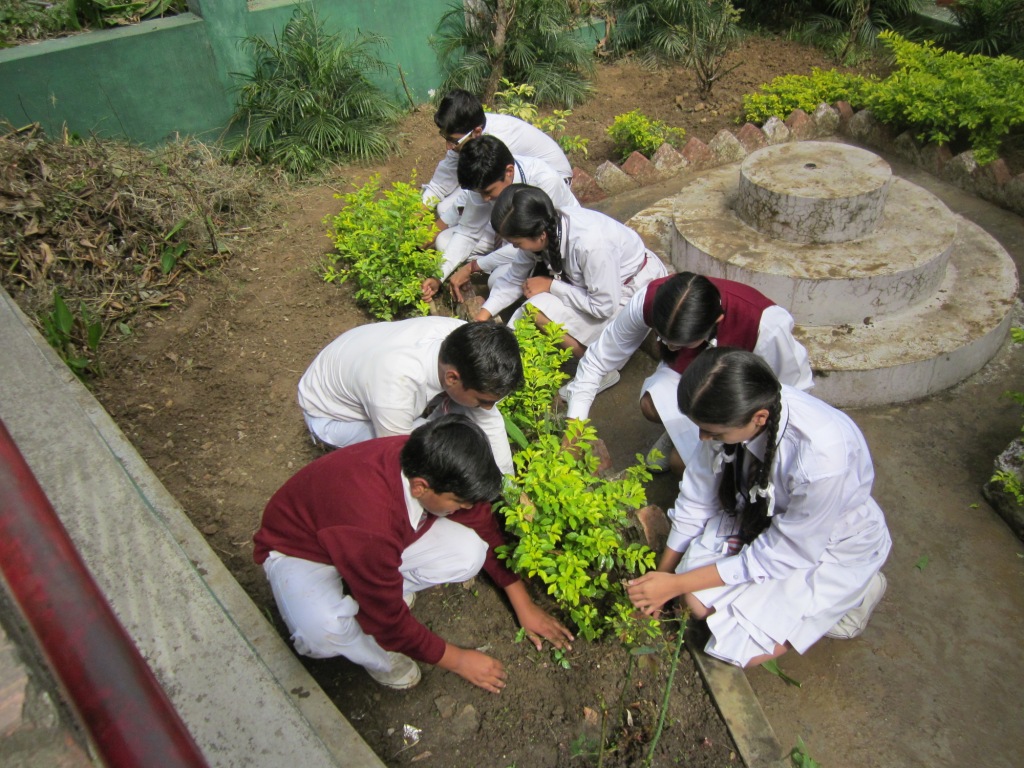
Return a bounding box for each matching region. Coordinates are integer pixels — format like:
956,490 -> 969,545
572,104 -> 1024,217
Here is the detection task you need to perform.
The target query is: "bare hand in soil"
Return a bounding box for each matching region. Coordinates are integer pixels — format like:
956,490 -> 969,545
523,276 -> 553,300
421,277 -> 442,302
449,263 -> 473,303
515,602 -> 575,652
626,571 -> 682,616
443,646 -> 507,693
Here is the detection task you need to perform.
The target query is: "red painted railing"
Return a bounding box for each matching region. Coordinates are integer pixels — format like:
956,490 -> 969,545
0,419 -> 208,768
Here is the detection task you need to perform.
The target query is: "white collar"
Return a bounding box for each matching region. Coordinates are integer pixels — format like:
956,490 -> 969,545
401,471 -> 427,530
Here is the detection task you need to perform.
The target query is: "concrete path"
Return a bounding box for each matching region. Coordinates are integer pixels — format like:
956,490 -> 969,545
592,141 -> 1024,768
0,291 -> 383,766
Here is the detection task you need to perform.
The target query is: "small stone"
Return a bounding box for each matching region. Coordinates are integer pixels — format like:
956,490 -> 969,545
693,102 -> 706,112
449,704 -> 480,739
735,123 -> 768,154
594,161 -> 639,195
571,167 -> 607,204
784,108 -> 815,140
708,129 -> 746,164
680,136 -> 715,169
652,143 -> 688,174
635,505 -> 669,550
621,151 -> 660,184
434,694 -> 458,719
762,117 -> 791,145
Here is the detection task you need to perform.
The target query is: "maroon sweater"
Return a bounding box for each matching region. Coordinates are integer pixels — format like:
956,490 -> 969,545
253,436 -> 518,665
642,276 -> 774,374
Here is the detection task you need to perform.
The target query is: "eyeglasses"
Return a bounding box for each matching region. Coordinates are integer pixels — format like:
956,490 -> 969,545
440,130 -> 475,147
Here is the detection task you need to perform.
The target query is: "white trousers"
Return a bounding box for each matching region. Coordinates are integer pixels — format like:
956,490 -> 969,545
263,518 -> 488,672
641,364 -> 703,465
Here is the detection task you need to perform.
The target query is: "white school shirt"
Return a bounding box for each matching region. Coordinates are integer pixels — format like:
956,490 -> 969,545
421,112 -> 572,206
296,316 -> 513,475
666,385 -> 890,586
481,207 -> 650,320
439,154 -> 581,279
565,292 -> 812,421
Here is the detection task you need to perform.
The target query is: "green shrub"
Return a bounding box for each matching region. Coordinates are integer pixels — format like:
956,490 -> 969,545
742,67 -> 876,124
1,0 -> 76,46
432,0 -> 595,107
322,175 -> 442,321
866,31 -> 1024,164
498,305 -> 573,443
606,110 -> 686,161
497,418 -> 659,643
227,6 -> 401,177
788,0 -> 923,65
492,80 -> 589,157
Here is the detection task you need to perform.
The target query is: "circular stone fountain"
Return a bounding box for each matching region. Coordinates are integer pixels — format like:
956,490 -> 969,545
632,140 -> 1018,407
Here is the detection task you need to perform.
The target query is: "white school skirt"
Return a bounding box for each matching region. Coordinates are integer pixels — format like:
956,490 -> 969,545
680,501 -> 892,667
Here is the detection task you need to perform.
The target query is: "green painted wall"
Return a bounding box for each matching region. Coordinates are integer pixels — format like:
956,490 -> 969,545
0,0 -> 450,146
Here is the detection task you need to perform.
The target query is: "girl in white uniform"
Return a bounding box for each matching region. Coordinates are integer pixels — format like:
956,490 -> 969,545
474,184 -> 667,358
627,348 -> 891,668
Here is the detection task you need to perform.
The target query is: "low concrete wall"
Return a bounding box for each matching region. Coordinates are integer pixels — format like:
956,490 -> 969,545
0,0 -> 449,145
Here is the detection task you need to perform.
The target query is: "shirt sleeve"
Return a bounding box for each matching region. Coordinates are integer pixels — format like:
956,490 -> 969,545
566,293 -> 650,420
320,526 -> 448,664
664,443 -> 723,554
754,306 -> 814,391
467,406 -> 515,476
438,192 -> 496,279
475,242 -> 518,274
482,250 -> 537,316
422,151 -> 459,206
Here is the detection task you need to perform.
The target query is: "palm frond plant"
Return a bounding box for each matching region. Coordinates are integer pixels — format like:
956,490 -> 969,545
791,0 -> 924,65
610,0 -> 743,97
936,0 -> 1024,59
433,0 -> 596,106
226,6 -> 402,177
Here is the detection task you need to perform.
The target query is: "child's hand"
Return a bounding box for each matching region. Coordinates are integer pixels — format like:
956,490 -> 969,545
444,646 -> 507,693
421,277 -> 442,302
522,276 -> 553,300
517,603 -> 575,652
626,572 -> 681,616
449,263 -> 473,302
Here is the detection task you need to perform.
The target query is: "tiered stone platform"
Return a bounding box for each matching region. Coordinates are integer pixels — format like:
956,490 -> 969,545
637,141 -> 1018,406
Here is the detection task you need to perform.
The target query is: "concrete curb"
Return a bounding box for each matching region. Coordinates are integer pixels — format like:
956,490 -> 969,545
0,288 -> 383,768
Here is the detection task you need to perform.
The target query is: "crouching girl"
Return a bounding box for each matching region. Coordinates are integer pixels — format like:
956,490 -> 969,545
627,348 -> 891,667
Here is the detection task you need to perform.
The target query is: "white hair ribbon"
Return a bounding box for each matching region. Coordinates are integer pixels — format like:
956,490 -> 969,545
711,446 -> 734,473
749,482 -> 776,517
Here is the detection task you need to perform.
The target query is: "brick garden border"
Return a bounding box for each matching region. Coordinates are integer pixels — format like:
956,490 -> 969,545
571,103 -> 1024,218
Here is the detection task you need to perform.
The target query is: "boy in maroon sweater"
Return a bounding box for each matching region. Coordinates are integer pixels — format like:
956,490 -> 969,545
254,414 -> 573,691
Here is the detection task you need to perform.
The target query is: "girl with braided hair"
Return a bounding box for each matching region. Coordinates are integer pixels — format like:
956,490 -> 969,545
627,348 -> 891,668
473,184 -> 667,360
565,272 -> 812,473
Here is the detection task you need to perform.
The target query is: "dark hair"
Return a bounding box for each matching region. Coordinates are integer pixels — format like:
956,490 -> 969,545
652,272 -> 723,346
434,90 -> 486,136
400,414 -> 503,501
678,347 -> 782,541
457,135 -> 513,191
439,322 -> 524,397
490,184 -> 563,275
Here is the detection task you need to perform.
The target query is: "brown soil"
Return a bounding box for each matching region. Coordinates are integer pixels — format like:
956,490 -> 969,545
87,37 -> 854,768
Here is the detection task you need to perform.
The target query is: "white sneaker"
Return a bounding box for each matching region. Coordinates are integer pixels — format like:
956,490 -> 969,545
367,652 -> 421,690
826,572 -> 887,640
647,431 -> 674,473
403,591 -> 416,609
558,369 -> 621,400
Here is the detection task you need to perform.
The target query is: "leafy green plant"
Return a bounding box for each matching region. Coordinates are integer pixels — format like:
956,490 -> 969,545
938,0 -> 1024,59
610,0 -> 743,97
866,31 -> 1024,164
492,80 -> 590,156
606,109 -> 685,161
73,0 -> 187,28
432,0 -> 596,106
38,291 -> 104,379
497,418 -> 659,642
742,67 -> 876,124
497,306 -> 573,440
322,174 -> 442,321
1,0 -> 77,46
790,0 -> 923,65
551,647 -> 572,669
227,6 -> 402,177
790,735 -> 821,768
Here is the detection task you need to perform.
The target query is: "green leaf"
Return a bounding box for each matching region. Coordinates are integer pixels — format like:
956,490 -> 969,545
761,659 -> 802,687
914,555 -> 929,571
